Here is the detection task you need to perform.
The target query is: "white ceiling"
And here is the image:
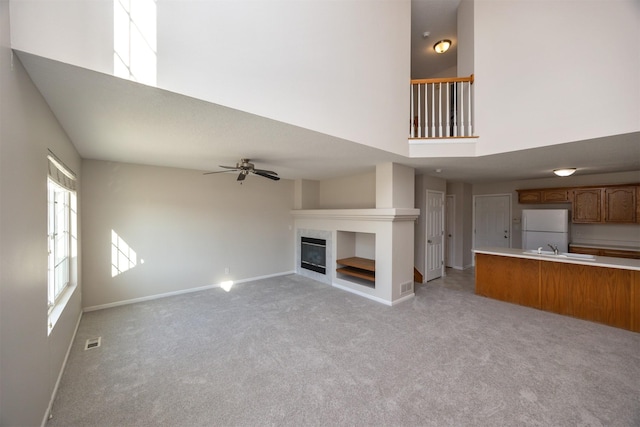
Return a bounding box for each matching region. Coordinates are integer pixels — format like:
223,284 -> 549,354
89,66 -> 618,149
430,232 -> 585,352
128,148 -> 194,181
16,41 -> 640,184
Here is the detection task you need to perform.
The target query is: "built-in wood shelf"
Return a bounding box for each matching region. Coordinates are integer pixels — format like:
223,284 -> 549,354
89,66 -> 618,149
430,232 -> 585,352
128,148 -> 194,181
336,257 -> 375,282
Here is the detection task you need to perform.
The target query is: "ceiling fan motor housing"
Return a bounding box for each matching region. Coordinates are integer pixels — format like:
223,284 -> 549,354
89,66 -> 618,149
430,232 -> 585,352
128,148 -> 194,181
238,159 -> 254,169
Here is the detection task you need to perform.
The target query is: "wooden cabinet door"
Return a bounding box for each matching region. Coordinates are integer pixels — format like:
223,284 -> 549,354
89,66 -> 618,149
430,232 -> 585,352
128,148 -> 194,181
604,186 -> 636,223
637,187 -> 640,223
518,190 -> 542,204
572,188 -> 603,223
569,246 -> 601,256
542,189 -> 569,203
601,249 -> 640,260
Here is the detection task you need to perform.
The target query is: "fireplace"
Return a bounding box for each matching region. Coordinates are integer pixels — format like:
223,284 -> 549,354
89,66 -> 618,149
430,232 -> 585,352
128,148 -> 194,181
300,237 -> 327,274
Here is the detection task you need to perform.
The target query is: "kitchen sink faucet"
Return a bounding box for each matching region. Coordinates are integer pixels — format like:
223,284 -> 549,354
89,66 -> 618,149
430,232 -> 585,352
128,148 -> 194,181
548,244 -> 559,255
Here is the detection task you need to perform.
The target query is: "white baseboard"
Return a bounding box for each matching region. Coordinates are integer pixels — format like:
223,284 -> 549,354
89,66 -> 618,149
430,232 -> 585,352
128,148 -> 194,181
331,282 -> 415,306
42,310 -> 83,427
83,270 -> 296,312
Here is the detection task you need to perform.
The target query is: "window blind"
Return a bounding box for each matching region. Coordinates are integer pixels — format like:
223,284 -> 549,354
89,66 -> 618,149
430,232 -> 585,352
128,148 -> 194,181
47,153 -> 76,191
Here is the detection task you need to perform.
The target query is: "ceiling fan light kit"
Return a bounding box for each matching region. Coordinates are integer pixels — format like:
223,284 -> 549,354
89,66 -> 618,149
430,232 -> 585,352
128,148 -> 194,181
204,159 -> 280,182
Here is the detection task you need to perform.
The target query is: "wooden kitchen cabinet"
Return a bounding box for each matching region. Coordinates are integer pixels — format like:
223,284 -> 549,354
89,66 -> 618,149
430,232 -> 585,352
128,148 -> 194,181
517,188 -> 569,204
570,246 -> 640,260
604,186 -> 636,223
637,186 -> 640,223
518,183 -> 640,224
572,188 -> 603,223
517,189 -> 542,204
542,188 -> 570,203
475,252 -> 640,332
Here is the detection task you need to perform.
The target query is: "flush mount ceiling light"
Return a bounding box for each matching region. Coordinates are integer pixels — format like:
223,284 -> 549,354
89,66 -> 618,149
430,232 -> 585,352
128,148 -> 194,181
433,39 -> 452,54
553,168 -> 577,177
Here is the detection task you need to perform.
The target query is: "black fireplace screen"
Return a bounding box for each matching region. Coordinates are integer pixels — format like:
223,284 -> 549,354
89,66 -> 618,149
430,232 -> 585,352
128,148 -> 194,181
301,237 -> 326,274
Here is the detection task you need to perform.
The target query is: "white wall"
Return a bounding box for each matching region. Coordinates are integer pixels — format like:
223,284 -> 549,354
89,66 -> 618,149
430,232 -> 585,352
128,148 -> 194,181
473,0 -> 640,155
81,160 -> 295,308
0,7 -> 83,423
11,0 -> 412,156
319,172 -> 376,209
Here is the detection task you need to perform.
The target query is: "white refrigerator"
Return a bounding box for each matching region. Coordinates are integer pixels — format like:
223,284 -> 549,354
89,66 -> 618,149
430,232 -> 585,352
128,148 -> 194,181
521,209 -> 570,252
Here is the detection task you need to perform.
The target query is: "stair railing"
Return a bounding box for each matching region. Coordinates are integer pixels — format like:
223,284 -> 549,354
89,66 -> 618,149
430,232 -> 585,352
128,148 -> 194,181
410,74 -> 474,139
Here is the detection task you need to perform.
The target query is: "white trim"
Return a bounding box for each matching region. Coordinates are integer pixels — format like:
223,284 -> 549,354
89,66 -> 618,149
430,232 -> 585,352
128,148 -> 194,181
42,310 -> 83,427
291,208 -> 420,222
83,271 -> 295,312
331,281 -> 415,306
48,283 -> 78,335
332,281 -> 392,306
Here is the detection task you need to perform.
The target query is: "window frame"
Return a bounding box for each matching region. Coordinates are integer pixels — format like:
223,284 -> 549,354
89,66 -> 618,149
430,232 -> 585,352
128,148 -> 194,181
47,154 -> 78,334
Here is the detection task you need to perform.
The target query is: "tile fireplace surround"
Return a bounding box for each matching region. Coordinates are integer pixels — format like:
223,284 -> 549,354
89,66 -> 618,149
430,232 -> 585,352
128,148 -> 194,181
296,229 -> 333,285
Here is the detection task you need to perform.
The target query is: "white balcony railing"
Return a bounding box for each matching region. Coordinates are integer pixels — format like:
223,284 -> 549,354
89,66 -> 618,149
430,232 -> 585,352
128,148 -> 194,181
410,74 -> 475,139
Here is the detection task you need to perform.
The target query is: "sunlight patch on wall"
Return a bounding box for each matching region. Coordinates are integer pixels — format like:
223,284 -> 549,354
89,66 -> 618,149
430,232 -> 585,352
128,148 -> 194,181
111,230 -> 139,277
114,0 -> 157,86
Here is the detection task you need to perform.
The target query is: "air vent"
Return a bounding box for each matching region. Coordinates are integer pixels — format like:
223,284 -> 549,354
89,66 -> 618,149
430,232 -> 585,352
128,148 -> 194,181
84,337 -> 101,350
400,281 -> 413,294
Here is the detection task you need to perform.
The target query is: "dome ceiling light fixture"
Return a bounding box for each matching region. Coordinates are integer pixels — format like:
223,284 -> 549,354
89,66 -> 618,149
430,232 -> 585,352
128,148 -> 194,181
433,39 -> 452,54
553,168 -> 577,177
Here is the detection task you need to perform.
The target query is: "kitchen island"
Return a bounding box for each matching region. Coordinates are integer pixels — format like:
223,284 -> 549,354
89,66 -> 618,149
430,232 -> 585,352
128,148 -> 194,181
473,247 -> 640,332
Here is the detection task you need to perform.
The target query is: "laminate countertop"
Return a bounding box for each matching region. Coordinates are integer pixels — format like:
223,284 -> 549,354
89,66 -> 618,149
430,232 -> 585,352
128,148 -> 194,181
473,247 -> 640,271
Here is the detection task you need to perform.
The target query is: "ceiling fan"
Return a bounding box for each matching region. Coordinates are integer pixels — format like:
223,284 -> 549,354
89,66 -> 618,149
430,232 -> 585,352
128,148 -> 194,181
203,159 -> 280,182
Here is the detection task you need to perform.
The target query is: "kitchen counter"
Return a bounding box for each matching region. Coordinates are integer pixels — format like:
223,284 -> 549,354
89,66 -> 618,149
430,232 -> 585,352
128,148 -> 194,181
473,247 -> 640,271
473,248 -> 640,332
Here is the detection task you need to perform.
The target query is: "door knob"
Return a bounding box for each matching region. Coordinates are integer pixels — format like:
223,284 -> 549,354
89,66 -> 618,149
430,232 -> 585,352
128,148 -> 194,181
428,240 -> 432,243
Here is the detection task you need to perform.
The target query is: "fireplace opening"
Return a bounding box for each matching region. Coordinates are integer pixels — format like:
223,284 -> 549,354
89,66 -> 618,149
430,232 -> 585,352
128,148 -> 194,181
301,237 -> 327,274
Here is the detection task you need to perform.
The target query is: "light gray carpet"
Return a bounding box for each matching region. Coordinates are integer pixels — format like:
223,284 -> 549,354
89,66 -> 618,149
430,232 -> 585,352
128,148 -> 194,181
48,270 -> 640,426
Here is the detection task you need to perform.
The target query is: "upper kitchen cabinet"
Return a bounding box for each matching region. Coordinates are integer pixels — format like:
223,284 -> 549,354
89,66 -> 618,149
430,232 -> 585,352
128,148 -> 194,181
517,188 -> 569,204
604,186 -> 636,223
518,184 -> 640,224
572,188 -> 603,223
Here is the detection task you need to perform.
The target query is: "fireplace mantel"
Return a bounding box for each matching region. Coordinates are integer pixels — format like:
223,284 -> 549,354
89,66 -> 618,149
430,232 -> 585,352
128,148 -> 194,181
291,208 -> 420,222
292,208 -> 419,306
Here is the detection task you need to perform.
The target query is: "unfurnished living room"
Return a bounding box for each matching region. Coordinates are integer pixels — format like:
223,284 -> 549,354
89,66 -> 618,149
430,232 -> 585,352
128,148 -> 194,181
1,1 -> 639,426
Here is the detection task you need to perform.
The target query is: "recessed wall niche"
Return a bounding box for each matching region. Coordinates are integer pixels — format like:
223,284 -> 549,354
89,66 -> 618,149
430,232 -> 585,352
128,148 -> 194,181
336,231 -> 376,288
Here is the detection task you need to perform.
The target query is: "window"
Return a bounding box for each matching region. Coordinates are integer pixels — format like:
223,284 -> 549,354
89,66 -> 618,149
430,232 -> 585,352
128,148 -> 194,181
47,154 -> 77,333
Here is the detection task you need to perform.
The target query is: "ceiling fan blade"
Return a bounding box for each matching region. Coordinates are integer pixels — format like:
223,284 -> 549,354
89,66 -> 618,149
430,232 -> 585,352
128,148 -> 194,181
253,168 -> 278,176
218,165 -> 239,170
203,170 -> 235,175
237,172 -> 247,181
254,171 -> 280,181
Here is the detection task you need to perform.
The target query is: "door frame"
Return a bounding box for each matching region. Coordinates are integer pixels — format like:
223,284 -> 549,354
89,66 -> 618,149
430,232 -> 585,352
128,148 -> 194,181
425,190 -> 445,281
472,193 -> 512,266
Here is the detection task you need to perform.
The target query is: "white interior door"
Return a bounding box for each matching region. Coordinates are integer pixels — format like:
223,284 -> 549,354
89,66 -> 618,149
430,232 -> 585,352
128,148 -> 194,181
426,190 -> 444,281
474,194 -> 511,249
445,195 -> 455,268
